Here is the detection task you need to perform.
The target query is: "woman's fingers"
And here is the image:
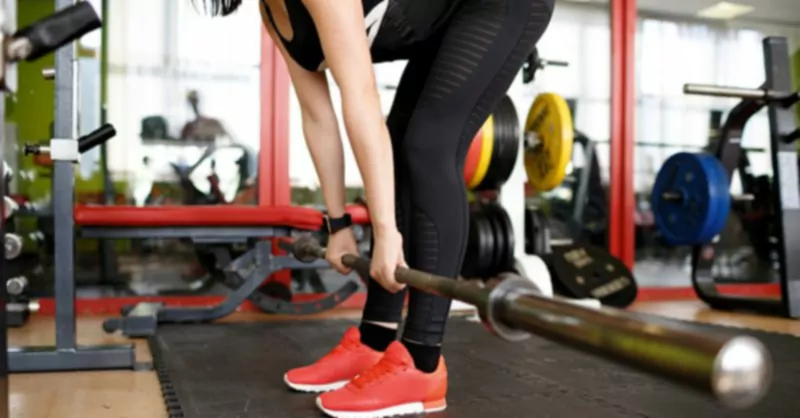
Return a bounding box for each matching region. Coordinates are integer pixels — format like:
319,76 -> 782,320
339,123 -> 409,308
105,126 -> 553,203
328,253 -> 351,275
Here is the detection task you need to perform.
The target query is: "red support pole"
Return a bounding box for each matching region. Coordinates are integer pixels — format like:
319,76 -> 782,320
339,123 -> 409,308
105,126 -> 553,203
259,25 -> 292,289
609,0 -> 637,268
259,28 -> 291,207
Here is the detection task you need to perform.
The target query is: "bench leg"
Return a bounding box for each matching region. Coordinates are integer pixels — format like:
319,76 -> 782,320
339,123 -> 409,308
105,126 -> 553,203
102,241 -> 356,338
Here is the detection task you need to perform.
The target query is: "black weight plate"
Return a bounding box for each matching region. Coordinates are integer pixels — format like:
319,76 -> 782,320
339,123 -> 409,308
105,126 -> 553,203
462,208 -> 492,278
473,211 -> 496,277
484,206 -> 505,278
476,95 -> 520,191
547,244 -> 638,308
484,203 -> 515,274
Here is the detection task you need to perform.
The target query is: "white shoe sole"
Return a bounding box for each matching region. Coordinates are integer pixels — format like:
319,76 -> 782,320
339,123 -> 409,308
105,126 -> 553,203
316,397 -> 447,418
283,373 -> 349,393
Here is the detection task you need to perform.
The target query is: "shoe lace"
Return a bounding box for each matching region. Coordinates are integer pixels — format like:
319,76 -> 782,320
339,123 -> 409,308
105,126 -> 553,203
319,340 -> 356,363
351,358 -> 402,389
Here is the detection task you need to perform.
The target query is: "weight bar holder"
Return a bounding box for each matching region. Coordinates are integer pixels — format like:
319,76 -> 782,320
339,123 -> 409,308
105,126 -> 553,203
682,37 -> 800,318
280,236 -> 772,410
1,1 -> 137,373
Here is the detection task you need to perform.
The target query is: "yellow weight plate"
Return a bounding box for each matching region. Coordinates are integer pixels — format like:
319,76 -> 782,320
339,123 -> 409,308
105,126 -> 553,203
468,115 -> 495,190
524,93 -> 574,192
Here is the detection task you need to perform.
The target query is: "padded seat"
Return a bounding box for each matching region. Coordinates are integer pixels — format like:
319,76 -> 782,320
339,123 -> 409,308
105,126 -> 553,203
74,204 -> 370,230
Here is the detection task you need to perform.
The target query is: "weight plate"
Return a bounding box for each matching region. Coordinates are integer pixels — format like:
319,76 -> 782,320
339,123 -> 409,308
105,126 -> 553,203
475,212 -> 496,277
524,93 -> 574,192
484,206 -> 506,277
462,207 -> 495,278
651,152 -> 731,246
707,152 -> 732,245
467,116 -> 495,190
547,244 -> 638,308
484,203 -> 515,274
475,96 -> 520,191
463,126 -> 485,187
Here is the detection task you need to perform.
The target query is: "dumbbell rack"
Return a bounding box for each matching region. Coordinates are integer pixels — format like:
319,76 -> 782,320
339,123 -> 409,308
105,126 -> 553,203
686,37 -> 800,318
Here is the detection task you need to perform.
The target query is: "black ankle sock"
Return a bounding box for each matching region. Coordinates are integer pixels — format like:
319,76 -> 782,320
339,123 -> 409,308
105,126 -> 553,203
359,322 -> 397,352
402,339 -> 441,373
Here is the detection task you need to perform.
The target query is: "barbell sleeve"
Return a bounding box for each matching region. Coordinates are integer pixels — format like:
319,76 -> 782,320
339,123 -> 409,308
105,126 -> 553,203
279,236 -> 772,409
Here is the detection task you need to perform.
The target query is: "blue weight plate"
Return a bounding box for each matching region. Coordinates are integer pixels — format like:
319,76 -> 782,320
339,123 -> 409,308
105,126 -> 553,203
706,153 -> 732,243
651,152 -> 731,246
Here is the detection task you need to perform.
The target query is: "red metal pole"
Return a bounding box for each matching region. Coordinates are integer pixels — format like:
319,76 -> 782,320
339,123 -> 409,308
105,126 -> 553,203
259,25 -> 292,290
259,28 -> 291,207
609,0 -> 637,268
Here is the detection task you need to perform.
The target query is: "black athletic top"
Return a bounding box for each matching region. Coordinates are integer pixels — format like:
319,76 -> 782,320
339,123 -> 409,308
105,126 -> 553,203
260,0 -> 459,71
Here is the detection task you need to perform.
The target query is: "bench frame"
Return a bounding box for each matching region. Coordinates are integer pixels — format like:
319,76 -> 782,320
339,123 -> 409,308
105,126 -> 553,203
84,226 -> 359,338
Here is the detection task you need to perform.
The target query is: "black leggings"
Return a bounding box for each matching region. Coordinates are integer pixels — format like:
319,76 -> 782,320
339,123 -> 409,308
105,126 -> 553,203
362,0 -> 555,345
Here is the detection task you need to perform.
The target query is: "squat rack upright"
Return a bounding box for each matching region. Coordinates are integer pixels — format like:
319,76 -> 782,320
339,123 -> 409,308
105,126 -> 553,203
683,36 -> 800,318
2,0 -> 136,372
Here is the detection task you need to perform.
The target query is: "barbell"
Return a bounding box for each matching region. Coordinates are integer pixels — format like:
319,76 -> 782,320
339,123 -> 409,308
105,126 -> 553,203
279,236 -> 772,410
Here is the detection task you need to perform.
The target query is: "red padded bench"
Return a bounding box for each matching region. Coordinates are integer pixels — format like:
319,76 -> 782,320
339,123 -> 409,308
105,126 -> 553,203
75,204 -> 370,229
75,204 -> 370,240
88,204 -> 371,337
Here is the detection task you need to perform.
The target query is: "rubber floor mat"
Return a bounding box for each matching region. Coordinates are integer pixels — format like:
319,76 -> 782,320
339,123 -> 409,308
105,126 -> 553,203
149,316 -> 798,418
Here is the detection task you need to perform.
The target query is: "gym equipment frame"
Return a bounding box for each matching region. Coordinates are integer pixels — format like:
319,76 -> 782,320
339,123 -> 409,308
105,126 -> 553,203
683,36 -> 800,318
2,1 -> 137,373
80,205 -> 368,338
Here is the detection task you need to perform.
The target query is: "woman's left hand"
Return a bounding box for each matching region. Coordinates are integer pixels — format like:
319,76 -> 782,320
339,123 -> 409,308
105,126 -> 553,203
370,228 -> 407,293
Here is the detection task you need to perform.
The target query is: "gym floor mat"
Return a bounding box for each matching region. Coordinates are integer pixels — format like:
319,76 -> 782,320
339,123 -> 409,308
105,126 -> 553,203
149,317 -> 797,418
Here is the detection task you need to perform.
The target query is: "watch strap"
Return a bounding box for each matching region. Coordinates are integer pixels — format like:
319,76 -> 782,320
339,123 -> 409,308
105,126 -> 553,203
324,213 -> 352,234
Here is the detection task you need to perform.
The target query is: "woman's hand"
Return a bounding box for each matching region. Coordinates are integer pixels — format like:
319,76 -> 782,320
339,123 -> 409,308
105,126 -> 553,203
326,229 -> 359,275
370,228 -> 407,293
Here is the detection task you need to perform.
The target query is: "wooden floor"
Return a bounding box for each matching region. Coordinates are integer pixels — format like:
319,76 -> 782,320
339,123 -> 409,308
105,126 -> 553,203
7,301 -> 799,418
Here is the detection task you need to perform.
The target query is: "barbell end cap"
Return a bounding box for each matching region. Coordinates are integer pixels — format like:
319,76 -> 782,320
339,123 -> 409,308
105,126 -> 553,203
712,336 -> 772,409
482,273 -> 541,342
292,235 -> 323,263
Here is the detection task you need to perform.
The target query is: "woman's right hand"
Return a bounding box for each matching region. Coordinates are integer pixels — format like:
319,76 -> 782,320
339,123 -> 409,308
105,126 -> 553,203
326,228 -> 359,275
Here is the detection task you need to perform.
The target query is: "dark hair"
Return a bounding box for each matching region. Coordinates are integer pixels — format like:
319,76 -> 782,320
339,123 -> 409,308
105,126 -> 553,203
192,0 -> 243,16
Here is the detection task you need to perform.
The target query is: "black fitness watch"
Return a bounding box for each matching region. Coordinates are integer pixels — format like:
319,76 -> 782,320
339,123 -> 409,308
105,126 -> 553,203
323,213 -> 352,234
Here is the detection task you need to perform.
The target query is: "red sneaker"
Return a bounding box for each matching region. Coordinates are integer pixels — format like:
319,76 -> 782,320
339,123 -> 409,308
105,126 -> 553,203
284,327 -> 383,393
316,341 -> 448,418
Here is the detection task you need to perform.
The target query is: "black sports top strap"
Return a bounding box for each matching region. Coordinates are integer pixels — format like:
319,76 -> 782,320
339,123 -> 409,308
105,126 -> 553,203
260,0 -> 325,71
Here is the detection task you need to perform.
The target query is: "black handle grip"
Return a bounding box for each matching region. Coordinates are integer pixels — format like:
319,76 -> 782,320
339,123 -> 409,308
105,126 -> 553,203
78,123 -> 116,154
13,2 -> 102,62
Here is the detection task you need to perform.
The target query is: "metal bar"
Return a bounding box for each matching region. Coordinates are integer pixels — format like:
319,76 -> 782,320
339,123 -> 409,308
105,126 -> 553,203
763,37 -> 800,318
684,83 -> 798,103
0,1 -> 10,413
279,237 -> 772,410
79,226 -> 284,240
52,0 -> 77,351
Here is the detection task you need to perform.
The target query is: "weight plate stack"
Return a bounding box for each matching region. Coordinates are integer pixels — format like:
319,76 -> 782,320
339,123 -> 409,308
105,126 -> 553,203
462,203 -> 516,279
462,206 -> 496,278
483,203 -> 515,275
